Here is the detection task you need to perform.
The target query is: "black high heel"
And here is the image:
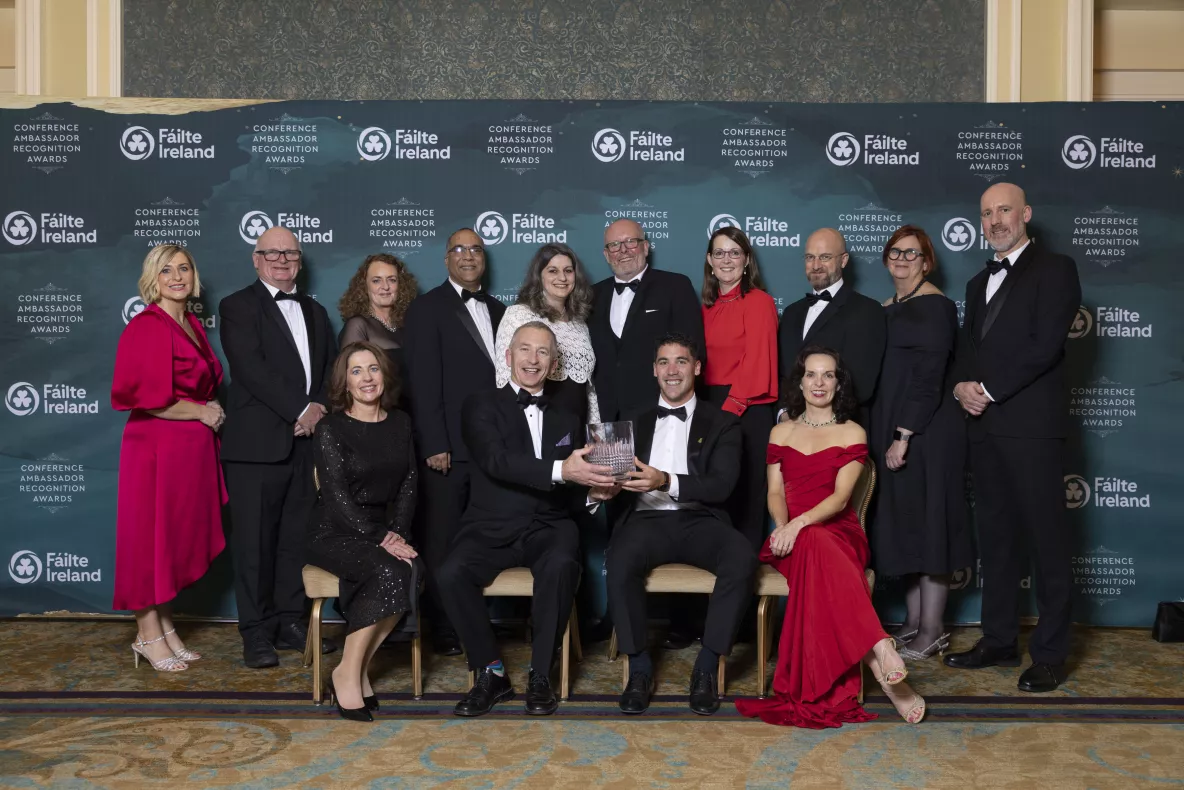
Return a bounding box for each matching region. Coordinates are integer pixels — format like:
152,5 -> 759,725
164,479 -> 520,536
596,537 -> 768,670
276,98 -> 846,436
328,678 -> 373,722
363,694 -> 379,712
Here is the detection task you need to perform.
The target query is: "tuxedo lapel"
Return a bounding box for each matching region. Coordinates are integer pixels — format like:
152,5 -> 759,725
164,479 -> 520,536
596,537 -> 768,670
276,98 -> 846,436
253,280 -> 302,358
541,404 -> 566,460
446,281 -> 493,363
635,410 -> 658,465
981,243 -> 1039,340
804,285 -> 848,342
498,386 -> 534,453
619,272 -> 654,341
687,406 -> 711,472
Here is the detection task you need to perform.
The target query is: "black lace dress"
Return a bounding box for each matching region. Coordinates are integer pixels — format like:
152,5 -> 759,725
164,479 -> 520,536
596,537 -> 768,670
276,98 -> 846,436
308,410 -> 419,633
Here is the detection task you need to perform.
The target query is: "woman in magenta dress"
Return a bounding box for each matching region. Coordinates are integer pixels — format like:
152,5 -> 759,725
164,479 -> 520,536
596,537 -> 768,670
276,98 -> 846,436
112,244 -> 227,673
735,346 -> 926,727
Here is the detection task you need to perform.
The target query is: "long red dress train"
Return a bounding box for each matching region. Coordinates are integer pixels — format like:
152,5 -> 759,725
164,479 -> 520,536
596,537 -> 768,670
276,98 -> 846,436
734,443 -> 886,728
111,304 -> 227,611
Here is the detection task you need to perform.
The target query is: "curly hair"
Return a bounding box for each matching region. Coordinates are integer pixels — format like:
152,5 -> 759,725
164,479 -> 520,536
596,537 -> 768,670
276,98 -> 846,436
328,341 -> 401,413
337,254 -> 418,328
701,226 -> 767,307
782,345 -> 858,424
516,243 -> 594,322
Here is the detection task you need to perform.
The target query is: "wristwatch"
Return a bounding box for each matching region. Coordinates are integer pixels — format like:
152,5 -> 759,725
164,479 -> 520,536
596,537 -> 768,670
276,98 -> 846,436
893,430 -> 911,443
657,472 -> 671,493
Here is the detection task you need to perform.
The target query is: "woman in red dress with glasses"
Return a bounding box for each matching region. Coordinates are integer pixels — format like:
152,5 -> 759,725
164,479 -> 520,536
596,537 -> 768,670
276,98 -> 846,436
735,347 -> 926,727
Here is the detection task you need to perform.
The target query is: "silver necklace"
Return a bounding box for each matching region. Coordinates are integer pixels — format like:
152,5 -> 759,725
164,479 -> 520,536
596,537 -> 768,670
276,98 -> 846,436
801,413 -> 837,428
370,311 -> 396,332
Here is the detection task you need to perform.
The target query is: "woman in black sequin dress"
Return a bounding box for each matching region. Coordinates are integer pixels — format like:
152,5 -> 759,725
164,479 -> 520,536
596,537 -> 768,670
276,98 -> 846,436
309,341 -> 420,720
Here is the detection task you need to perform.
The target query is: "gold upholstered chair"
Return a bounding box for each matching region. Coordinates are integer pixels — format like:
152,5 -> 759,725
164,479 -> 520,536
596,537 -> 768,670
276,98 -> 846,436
465,567 -> 583,701
754,460 -> 877,700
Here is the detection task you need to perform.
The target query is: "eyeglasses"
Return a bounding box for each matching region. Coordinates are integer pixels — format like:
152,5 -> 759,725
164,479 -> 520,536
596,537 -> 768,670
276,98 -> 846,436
710,249 -> 745,260
448,245 -> 485,256
604,237 -> 645,253
803,253 -> 843,265
255,249 -> 302,262
887,247 -> 924,262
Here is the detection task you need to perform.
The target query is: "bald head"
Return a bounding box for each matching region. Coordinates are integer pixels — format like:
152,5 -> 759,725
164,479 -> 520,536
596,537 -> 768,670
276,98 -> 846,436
252,226 -> 302,291
603,219 -> 649,280
803,227 -> 849,291
980,182 -> 1032,256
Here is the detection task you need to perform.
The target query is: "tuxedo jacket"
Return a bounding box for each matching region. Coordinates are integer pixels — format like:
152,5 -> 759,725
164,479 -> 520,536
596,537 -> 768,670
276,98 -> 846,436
403,280 -> 506,463
219,280 -> 336,464
456,385 -> 584,545
612,398 -> 742,531
777,284 -> 886,414
589,268 -> 705,422
955,240 -> 1081,439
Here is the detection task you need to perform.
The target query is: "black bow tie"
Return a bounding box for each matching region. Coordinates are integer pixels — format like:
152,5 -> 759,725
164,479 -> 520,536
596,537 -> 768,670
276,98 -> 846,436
657,405 -> 687,421
986,258 -> 1012,276
614,280 -> 640,295
274,290 -> 299,302
805,290 -> 833,306
462,289 -> 488,303
516,388 -> 549,410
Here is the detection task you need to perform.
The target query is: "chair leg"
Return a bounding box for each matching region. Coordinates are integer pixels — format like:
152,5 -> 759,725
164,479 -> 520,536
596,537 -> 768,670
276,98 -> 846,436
412,634 -> 423,699
560,619 -> 571,701
756,596 -> 769,698
717,655 -> 726,697
622,652 -> 630,690
606,628 -> 618,661
569,607 -> 583,663
858,663 -> 865,704
467,668 -> 475,691
308,598 -> 325,704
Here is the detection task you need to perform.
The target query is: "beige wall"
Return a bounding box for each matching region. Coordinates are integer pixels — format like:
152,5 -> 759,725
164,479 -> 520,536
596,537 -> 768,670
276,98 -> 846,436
1094,8 -> 1184,99
0,0 -> 15,93
41,0 -> 86,96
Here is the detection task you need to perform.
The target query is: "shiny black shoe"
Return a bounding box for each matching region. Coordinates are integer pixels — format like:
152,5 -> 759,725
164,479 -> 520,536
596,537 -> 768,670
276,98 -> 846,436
619,671 -> 655,714
242,634 -> 279,669
363,694 -> 379,712
662,629 -> 696,651
524,669 -> 558,716
688,669 -> 720,716
433,630 -> 464,657
1017,662 -> 1067,693
276,622 -> 337,655
329,678 -> 373,722
942,638 -> 1021,670
454,668 -> 514,717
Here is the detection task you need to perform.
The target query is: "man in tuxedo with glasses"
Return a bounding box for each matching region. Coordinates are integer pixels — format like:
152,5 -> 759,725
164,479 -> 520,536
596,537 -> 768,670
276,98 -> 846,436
220,226 -> 338,668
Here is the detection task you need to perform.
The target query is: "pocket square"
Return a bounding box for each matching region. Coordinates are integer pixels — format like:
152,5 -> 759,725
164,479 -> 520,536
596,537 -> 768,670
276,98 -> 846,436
645,308 -> 658,313
555,433 -> 572,447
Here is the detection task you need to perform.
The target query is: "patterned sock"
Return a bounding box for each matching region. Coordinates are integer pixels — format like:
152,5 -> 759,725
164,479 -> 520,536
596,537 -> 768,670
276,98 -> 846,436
693,646 -> 720,675
486,660 -> 506,677
628,651 -> 653,677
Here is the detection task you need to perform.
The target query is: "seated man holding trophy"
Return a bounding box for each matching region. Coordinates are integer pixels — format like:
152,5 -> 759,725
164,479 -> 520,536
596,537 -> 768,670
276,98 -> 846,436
593,332 -> 759,715
437,322 -> 617,717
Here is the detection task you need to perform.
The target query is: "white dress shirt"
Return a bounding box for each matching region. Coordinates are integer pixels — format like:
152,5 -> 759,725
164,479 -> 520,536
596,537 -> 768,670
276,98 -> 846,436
802,278 -> 844,338
450,278 -> 496,360
260,280 -> 312,394
985,238 -> 1030,303
508,382 -> 565,484
610,265 -> 648,339
636,394 -> 698,511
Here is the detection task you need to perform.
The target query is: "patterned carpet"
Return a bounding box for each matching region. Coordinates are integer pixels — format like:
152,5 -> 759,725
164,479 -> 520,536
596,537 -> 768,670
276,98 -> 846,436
1,621 -> 1182,787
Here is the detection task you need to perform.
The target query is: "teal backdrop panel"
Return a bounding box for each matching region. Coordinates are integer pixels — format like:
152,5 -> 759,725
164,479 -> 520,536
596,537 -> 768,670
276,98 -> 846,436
1,100 -> 1181,627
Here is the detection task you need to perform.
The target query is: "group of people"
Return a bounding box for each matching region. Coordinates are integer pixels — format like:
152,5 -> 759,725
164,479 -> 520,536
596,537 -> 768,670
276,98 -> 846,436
110,180 -> 1081,728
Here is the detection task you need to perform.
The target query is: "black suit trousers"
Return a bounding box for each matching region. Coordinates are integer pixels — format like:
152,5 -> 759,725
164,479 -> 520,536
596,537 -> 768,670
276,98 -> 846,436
415,460 -> 472,633
224,440 -> 314,639
606,509 -> 758,658
436,521 -> 581,674
970,434 -> 1072,664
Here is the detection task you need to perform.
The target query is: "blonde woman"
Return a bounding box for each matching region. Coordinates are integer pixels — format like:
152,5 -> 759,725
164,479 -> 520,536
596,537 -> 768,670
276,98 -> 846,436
111,244 -> 227,672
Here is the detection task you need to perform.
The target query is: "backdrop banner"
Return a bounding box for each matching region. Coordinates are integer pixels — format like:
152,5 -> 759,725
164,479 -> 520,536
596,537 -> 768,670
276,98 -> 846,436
2,100 -> 1181,626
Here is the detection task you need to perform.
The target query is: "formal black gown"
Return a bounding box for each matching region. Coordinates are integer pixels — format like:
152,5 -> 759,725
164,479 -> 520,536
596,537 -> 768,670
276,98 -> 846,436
869,294 -> 973,577
308,410 -> 419,633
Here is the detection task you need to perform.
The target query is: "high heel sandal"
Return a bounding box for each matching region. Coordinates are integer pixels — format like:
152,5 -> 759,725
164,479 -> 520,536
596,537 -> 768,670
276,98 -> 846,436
872,639 -> 909,685
132,634 -> 188,672
880,680 -> 927,724
329,677 -> 373,722
892,629 -> 919,650
900,633 -> 950,662
162,628 -> 202,662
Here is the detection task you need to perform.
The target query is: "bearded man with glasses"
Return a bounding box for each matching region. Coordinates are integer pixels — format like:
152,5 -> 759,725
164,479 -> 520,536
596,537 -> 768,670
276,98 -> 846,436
403,228 -> 506,656
220,226 -> 338,668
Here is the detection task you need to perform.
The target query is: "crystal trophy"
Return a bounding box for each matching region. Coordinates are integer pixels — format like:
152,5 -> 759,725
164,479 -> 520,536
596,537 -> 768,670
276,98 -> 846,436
585,421 -> 635,481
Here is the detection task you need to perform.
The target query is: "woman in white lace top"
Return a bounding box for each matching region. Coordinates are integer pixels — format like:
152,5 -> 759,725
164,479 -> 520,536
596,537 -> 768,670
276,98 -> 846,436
495,243 -> 600,424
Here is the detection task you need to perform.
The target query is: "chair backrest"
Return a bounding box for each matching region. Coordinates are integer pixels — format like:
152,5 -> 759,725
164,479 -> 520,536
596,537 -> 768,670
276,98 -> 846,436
852,460 -> 876,533
313,465 -> 320,491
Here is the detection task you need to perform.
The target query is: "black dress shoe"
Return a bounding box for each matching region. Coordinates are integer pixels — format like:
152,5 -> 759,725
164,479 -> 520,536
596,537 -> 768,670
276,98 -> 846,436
942,638 -> 1021,670
433,631 -> 464,657
524,669 -> 558,716
363,694 -> 379,712
454,668 -> 514,717
275,622 -> 337,654
619,671 -> 655,714
688,669 -> 720,716
329,679 -> 373,722
662,630 -> 696,651
242,634 -> 279,669
1017,662 -> 1067,693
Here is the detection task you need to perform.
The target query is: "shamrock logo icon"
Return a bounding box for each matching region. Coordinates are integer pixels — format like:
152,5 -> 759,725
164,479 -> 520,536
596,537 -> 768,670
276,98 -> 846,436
474,211 -> 509,245
2,211 -> 38,246
940,218 -> 977,252
8,550 -> 43,584
119,126 -> 155,160
356,127 -> 392,161
1061,135 -> 1096,170
5,382 -> 40,416
825,132 -> 860,166
1064,475 -> 1090,508
591,129 -> 626,162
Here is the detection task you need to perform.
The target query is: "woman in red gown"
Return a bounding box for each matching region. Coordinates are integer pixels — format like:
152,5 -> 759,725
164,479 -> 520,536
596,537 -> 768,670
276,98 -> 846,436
735,346 -> 926,726
111,244 -> 227,672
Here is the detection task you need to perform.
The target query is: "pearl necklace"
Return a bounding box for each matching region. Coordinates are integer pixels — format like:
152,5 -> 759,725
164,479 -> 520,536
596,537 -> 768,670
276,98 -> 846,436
371,311 -> 396,332
801,413 -> 837,428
